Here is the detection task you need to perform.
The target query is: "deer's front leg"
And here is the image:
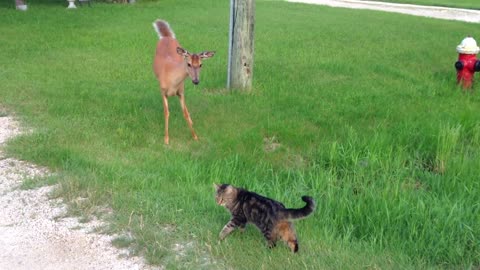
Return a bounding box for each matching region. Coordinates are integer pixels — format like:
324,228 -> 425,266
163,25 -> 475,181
162,94 -> 170,144
179,93 -> 198,141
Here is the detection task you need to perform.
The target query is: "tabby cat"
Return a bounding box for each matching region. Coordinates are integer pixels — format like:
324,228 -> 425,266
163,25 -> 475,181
214,183 -> 315,253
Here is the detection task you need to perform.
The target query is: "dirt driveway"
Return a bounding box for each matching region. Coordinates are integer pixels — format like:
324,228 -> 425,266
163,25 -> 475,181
0,116 -> 159,270
288,0 -> 480,23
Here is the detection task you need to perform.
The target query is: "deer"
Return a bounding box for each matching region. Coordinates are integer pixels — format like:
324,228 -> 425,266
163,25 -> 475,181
152,19 -> 215,145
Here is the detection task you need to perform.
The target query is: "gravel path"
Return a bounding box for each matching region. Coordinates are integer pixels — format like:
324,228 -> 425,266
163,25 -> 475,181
0,116 -> 159,270
287,0 -> 480,23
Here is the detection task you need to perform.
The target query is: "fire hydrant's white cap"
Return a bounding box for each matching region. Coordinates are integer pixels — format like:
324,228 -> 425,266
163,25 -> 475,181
456,37 -> 480,54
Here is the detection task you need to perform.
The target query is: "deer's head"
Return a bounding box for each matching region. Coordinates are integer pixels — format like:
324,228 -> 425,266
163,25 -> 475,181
177,47 -> 215,85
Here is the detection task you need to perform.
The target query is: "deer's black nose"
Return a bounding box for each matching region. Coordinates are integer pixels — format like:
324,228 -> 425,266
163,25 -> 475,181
192,79 -> 199,85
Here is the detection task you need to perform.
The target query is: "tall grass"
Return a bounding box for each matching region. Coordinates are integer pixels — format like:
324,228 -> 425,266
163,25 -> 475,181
1,0 -> 479,268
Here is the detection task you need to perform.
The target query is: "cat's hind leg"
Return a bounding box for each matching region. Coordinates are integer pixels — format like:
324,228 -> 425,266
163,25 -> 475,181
259,223 -> 277,249
277,221 -> 298,253
267,231 -> 278,249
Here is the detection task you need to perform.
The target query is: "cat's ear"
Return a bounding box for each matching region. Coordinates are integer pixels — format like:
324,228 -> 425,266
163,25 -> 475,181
225,185 -> 234,194
213,183 -> 220,191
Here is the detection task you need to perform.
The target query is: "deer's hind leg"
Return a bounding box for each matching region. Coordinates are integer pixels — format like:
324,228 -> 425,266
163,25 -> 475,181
162,94 -> 170,145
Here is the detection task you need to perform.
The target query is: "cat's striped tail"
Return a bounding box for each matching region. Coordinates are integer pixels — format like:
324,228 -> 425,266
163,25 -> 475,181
280,196 -> 316,220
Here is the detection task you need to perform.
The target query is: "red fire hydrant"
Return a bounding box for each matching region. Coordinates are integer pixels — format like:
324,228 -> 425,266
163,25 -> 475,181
455,37 -> 480,89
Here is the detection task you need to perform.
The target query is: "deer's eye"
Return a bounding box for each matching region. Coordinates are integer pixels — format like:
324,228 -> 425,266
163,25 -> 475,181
187,63 -> 192,67
199,64 -> 203,68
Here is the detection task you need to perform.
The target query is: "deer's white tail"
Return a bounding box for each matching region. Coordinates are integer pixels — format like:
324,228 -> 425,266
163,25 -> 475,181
153,19 -> 175,39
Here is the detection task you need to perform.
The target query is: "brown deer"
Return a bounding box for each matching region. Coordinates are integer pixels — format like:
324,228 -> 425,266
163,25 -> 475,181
152,19 -> 215,145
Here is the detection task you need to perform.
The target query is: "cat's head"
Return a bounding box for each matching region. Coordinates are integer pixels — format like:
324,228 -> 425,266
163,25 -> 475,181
213,183 -> 238,207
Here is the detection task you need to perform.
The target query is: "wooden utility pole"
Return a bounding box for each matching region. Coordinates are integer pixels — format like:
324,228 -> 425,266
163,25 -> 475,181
227,0 -> 255,90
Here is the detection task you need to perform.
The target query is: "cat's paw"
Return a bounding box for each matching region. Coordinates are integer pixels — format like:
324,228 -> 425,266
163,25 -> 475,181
267,241 -> 277,249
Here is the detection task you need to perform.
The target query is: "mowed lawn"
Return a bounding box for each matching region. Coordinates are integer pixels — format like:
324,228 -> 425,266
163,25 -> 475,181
366,0 -> 480,10
1,0 -> 479,269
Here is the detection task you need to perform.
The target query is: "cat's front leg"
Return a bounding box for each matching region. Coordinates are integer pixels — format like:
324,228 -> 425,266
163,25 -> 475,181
219,220 -> 237,240
239,223 -> 246,233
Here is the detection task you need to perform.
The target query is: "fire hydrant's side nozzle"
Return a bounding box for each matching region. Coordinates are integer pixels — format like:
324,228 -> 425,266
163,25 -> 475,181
455,36 -> 480,89
455,61 -> 464,71
475,61 -> 480,72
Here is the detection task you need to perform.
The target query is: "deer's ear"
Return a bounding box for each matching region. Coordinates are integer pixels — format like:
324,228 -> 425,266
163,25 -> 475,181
176,47 -> 189,57
199,51 -> 215,59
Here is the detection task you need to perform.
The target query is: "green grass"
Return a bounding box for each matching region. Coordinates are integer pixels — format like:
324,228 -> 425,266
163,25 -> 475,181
1,0 -> 480,269
20,175 -> 58,190
365,0 -> 480,10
